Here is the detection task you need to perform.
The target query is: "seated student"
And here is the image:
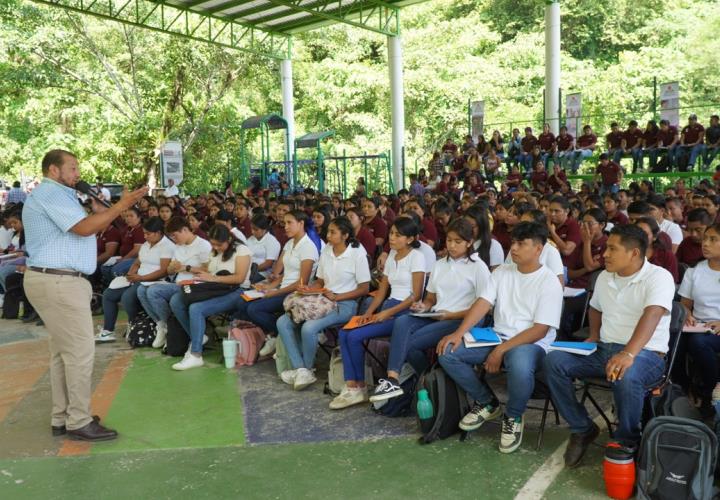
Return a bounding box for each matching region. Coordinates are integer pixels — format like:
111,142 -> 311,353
547,196 -> 582,268
278,217 -> 371,392
571,125 -> 598,174
362,196 -> 389,247
236,209 -> 321,357
246,214 -> 281,283
530,160 -> 549,192
432,201 -> 453,255
363,219 -> 495,405
93,220 -> 121,288
703,195 -> 720,224
547,164 -> 569,193
626,200 -> 673,248
646,194 -> 684,253
437,222 -> 563,454
375,212 -> 436,274
102,207 -> 145,283
492,199 -> 513,256
677,208 -> 711,267
333,218 -> 425,405
345,207 -> 376,259
634,217 -> 679,283
606,122 -> 624,162
545,225 -> 675,467
404,199 -> 437,248
169,224 -> 251,370
97,217 -> 174,342
312,204 -> 332,243
554,126 -> 574,170
464,205 -> 504,270
680,223 -> 720,411
603,193 -> 629,226
136,216 -> 211,349
272,200 -> 291,248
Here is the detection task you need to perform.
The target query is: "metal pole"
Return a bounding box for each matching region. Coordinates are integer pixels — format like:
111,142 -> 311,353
652,76 -> 658,119
545,0 -> 561,135
388,34 -> 405,191
280,58 -> 295,164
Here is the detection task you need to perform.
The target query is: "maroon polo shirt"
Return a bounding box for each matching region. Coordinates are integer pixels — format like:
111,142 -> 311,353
97,225 -> 121,255
568,234 -> 607,289
235,217 -> 252,238
492,221 -> 511,256
118,224 -> 145,257
548,171 -> 568,192
356,226 -> 377,258
531,171 -> 548,191
682,124 -> 705,144
435,181 -> 449,194
596,161 -> 622,186
193,227 -> 208,240
364,213 -> 388,243
383,207 -> 396,228
642,129 -> 658,147
273,223 -> 289,248
650,247 -> 679,283
657,126 -> 678,147
608,211 -> 629,226
623,129 -> 643,148
676,237 -> 704,267
555,218 -> 582,267
606,131 -> 624,149
421,217 -> 438,243
521,136 -> 538,153
556,134 -> 574,152
506,172 -> 522,187
538,132 -> 556,152
577,133 -> 597,149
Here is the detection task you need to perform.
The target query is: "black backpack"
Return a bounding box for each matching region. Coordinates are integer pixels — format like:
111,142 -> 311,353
126,311 -> 156,348
163,314 -> 190,357
414,364 -> 470,444
637,416 -> 718,500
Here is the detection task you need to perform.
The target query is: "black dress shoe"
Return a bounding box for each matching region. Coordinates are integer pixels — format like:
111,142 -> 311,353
564,422 -> 600,468
67,420 -> 117,442
52,415 -> 101,436
21,311 -> 39,323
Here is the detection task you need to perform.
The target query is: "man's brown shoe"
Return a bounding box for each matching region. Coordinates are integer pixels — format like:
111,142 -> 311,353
66,420 -> 117,442
564,422 -> 600,468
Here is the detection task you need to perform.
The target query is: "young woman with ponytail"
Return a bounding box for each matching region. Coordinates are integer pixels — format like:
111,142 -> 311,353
276,216 -> 371,390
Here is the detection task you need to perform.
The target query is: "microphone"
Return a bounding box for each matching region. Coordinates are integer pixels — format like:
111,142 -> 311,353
75,180 -> 111,208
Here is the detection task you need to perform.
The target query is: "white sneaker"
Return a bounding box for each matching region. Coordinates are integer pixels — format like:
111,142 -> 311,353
293,368 -> 317,391
499,414 -> 524,454
172,354 -> 204,371
329,386 -> 368,410
712,383 -> 720,404
202,334 -> 209,345
152,321 -> 168,348
259,336 -> 277,357
95,329 -> 116,343
280,369 -> 298,385
0,294 -> 4,308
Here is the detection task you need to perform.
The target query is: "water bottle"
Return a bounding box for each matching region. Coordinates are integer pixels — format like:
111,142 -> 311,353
417,389 -> 434,434
603,442 -> 636,500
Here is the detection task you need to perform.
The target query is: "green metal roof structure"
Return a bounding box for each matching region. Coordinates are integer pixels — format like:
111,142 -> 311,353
241,113 -> 288,130
295,130 -> 333,149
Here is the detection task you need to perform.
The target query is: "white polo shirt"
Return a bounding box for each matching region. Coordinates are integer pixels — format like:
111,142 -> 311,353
590,260 -> 675,353
475,238 -> 505,268
247,232 -> 281,267
316,244 -> 371,294
659,218 -> 683,246
230,227 -> 247,244
679,260 -> 720,322
173,235 -> 212,282
281,234 -> 320,288
207,245 -> 252,288
137,236 -> 175,276
418,240 -> 437,273
427,256 -> 496,313
384,248 -> 426,301
504,242 -> 564,278
491,264 -> 563,351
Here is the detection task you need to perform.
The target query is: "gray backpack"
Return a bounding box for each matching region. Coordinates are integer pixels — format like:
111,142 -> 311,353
637,416 -> 717,500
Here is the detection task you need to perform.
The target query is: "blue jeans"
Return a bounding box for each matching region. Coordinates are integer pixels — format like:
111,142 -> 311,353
544,342 -> 665,444
243,293 -> 289,334
571,149 -> 594,173
677,144 -> 706,169
439,342 -> 546,419
136,282 -> 179,323
169,290 -> 244,354
387,315 -> 462,374
277,299 -> 357,370
101,258 -> 136,286
648,146 -> 678,170
338,299 -> 408,382
518,153 -> 533,173
554,151 -> 573,171
687,333 -> 720,398
102,283 -> 141,331
0,259 -> 24,291
599,184 -> 620,196
703,146 -> 719,169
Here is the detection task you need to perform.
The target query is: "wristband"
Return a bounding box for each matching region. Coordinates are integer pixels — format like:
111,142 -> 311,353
619,350 -> 634,359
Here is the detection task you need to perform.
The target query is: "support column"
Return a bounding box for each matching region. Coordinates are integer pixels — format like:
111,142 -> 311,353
280,58 -> 295,163
544,0 -> 561,135
388,35 -> 405,190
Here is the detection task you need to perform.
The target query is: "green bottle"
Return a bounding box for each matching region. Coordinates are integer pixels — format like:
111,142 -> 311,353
417,389 -> 434,434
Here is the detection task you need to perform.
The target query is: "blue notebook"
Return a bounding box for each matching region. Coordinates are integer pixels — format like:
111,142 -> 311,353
463,327 -> 502,348
549,341 -> 597,355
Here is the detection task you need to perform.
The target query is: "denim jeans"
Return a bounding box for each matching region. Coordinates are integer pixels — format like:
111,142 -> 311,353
387,315 -> 462,374
245,293 -> 290,334
337,299 -> 409,382
703,146 -> 720,169
571,149 -> 594,173
136,282 -> 179,323
102,282 -> 141,331
554,151 -> 573,171
676,144 -> 706,169
599,184 -> 620,196
518,153 -> 533,173
439,342 -> 545,419
0,258 -> 24,292
101,258 -> 136,287
169,290 -> 244,354
544,342 -> 665,444
648,146 -> 678,170
277,299 -> 357,370
686,332 -> 720,398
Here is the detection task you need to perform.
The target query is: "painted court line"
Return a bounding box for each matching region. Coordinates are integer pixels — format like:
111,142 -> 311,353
58,350 -> 134,457
0,339 -> 49,422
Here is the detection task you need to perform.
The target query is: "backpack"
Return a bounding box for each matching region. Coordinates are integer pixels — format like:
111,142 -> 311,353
274,336 -> 292,375
365,338 -> 390,382
126,311 -> 156,348
374,367 -> 418,418
414,364 -> 470,444
164,314 -> 189,357
324,347 -> 375,396
637,416 -> 718,500
643,384 -> 702,426
228,320 -> 265,367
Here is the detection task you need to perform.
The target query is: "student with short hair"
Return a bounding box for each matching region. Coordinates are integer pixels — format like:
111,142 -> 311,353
545,224 -> 675,467
602,193 -> 629,226
246,214 -> 281,283
635,217 -> 679,283
677,208 -> 711,267
505,209 -> 565,286
547,196 -> 582,268
437,222 -> 563,454
645,194 -> 683,252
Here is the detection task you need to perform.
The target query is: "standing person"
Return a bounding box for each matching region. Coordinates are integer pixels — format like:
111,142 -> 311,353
594,153 -> 623,195
23,149 -> 146,442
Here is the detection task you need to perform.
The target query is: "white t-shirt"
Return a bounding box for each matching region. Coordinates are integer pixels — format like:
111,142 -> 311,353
281,234 -> 320,288
230,227 -> 248,244
475,238 -> 505,268
491,264 -> 563,351
247,232 -> 281,268
660,219 -> 683,246
384,248 -> 426,301
427,256 -> 496,313
164,185 -> 179,197
173,235 -> 212,282
679,260 -> 720,322
137,237 -> 175,276
316,244 -> 371,294
207,244 -> 252,289
590,261 -> 675,353
504,242 -> 564,278
418,241 -> 437,273
0,226 -> 13,250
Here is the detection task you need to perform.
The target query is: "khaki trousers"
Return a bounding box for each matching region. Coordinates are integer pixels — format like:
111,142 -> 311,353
24,269 -> 94,430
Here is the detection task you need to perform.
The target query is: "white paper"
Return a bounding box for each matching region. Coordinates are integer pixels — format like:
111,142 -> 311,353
548,346 -> 597,356
410,312 -> 445,318
563,287 -> 586,298
108,276 -> 131,289
463,331 -> 501,348
243,290 -> 265,299
103,256 -> 121,267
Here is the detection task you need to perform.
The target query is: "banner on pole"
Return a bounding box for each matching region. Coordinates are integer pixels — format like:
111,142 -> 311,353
470,100 -> 485,143
161,141 -> 184,186
565,93 -> 582,138
660,82 -> 680,128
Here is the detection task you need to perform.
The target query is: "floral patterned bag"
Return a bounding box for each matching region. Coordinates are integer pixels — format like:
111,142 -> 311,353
283,292 -> 336,323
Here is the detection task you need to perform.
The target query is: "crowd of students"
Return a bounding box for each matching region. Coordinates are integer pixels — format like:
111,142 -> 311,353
1,143 -> 720,462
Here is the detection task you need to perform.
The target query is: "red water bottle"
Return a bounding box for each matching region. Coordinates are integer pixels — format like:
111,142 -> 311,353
603,442 -> 636,499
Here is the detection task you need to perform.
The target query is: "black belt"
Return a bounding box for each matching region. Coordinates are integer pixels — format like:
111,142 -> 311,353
29,267 -> 89,280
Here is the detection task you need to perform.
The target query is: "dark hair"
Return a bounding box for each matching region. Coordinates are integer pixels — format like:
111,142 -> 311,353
612,223 -> 649,257
143,216 -> 165,234
215,210 -> 233,222
647,194 -> 666,210
603,192 -> 619,203
41,149 -> 76,175
313,204 -> 333,241
581,208 -> 607,226
251,213 -> 272,232
687,208 -> 711,225
464,205 -> 492,267
287,209 -> 322,253
511,221 -> 548,246
445,218 -> 477,261
522,208 -> 547,226
208,223 -> 240,261
126,206 -> 142,220
627,200 -> 652,216
586,194 -> 602,208
391,217 -> 421,249
166,216 -> 191,233
364,196 -> 381,209
329,216 -> 359,248
549,196 -> 570,211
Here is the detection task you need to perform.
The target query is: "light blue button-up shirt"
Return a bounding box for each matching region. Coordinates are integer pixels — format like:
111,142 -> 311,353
23,178 -> 97,275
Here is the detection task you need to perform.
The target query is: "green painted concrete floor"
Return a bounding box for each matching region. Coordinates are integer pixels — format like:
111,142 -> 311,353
0,316 -> 611,499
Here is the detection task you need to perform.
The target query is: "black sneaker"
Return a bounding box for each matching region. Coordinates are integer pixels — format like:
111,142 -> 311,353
564,422 -> 600,468
369,378 -> 403,403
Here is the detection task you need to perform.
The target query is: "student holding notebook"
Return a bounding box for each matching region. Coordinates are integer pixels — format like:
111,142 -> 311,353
436,222 -> 563,454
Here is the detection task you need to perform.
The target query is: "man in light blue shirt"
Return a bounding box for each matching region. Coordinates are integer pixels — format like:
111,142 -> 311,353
23,149 -> 146,442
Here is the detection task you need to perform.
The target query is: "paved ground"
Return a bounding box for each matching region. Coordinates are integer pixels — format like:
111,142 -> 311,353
0,316 -> 611,499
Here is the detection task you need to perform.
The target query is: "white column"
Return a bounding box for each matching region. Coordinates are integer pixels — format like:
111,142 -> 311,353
388,35 -> 405,190
544,0 -> 561,135
280,58 -> 295,162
